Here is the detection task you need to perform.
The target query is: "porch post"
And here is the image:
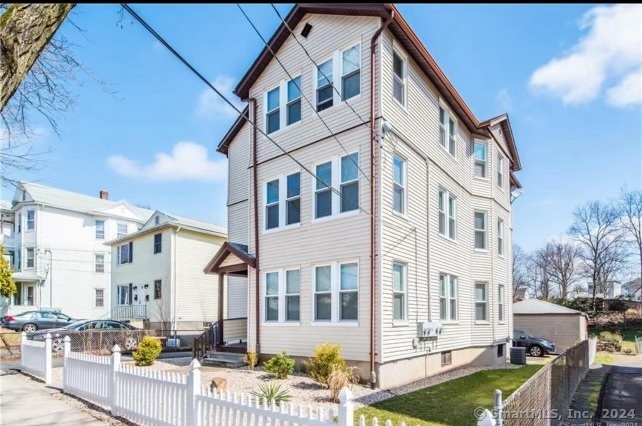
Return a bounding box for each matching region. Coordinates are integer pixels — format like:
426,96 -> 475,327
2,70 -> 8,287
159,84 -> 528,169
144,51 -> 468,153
217,273 -> 224,346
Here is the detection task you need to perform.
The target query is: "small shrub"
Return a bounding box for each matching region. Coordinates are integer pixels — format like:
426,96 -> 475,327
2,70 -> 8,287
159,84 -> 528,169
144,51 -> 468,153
251,383 -> 292,407
622,347 -> 634,355
263,351 -> 295,379
598,331 -> 623,352
244,350 -> 258,371
306,343 -> 346,386
132,336 -> 162,366
327,365 -> 359,402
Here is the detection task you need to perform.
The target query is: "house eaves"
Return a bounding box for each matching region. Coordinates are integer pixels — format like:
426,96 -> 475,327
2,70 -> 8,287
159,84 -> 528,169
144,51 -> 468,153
104,222 -> 226,247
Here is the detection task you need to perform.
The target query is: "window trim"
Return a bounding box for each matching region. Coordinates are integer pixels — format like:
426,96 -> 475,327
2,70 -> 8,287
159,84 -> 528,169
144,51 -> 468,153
95,220 -> 105,240
263,170 -> 302,234
95,254 -> 105,273
497,218 -> 505,257
473,140 -> 489,179
154,232 -> 162,254
25,247 -> 35,269
498,284 -> 505,323
439,273 -> 458,322
340,43 -> 361,102
475,282 -> 489,323
311,153 -> 360,224
117,223 -> 128,238
117,283 -> 133,306
26,210 -> 35,231
497,153 -> 505,189
154,279 -> 162,300
313,39 -> 363,114
117,242 -> 133,265
94,288 -> 105,308
265,85 -> 281,134
262,268 -> 301,325
441,350 -> 452,366
392,153 -> 407,216
311,259 -> 360,325
286,76 -> 302,126
438,188 -> 457,241
392,261 -> 408,323
392,46 -> 408,108
474,210 -> 488,251
439,104 -> 457,157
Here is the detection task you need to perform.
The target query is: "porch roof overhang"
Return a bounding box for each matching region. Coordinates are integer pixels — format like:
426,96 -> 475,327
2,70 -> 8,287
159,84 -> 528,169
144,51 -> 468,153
204,242 -> 256,274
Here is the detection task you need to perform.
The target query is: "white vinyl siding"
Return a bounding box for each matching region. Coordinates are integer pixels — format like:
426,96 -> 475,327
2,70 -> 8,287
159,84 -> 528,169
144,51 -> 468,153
474,211 -> 487,250
475,282 -> 488,321
392,154 -> 406,214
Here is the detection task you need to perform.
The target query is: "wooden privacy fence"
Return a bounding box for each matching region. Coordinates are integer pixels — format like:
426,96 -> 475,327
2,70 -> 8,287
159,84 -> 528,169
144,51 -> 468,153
20,332 -> 52,385
61,337 -> 407,426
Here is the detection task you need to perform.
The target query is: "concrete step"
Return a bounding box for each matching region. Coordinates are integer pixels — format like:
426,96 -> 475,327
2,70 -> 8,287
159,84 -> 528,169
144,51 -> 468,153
201,357 -> 246,369
205,351 -> 245,361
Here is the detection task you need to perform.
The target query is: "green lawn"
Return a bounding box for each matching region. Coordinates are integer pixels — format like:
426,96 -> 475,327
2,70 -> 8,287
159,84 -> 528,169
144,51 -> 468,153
355,365 -> 543,426
591,329 -> 642,353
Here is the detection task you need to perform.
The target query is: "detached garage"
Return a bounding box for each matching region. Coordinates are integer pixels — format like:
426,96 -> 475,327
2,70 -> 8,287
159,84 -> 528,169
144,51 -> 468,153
513,299 -> 588,354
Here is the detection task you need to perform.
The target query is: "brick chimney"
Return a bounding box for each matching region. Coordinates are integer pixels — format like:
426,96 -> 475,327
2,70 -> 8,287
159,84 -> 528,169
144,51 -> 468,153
99,190 -> 109,200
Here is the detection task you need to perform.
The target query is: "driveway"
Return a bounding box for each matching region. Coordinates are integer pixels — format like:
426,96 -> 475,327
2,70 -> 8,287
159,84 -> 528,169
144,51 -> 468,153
598,355 -> 642,425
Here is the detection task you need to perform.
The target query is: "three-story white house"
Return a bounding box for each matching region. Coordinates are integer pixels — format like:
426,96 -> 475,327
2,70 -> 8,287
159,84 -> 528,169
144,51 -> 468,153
205,3 -> 523,388
0,182 -> 153,320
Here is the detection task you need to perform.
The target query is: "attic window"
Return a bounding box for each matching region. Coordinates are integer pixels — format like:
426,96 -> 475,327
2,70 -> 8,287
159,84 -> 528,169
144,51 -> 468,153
22,191 -> 26,201
155,216 -> 159,225
301,23 -> 312,38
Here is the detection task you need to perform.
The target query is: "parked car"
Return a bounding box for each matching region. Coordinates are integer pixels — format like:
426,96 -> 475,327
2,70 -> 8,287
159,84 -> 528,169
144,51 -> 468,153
1,310 -> 78,332
513,329 -> 556,357
30,319 -> 144,353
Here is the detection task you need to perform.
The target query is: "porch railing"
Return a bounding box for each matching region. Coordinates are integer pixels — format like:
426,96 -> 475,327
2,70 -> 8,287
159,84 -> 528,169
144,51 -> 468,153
192,318 -> 247,359
111,305 -> 146,321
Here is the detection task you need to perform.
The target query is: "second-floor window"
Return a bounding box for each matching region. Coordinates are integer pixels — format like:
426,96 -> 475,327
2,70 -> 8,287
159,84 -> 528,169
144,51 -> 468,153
266,87 -> 280,134
474,211 -> 487,250
26,210 -> 35,231
392,50 -> 406,106
497,219 -> 504,256
439,273 -> 458,321
497,154 -> 504,188
439,107 -> 456,156
393,154 -> 406,214
265,172 -> 301,231
16,213 -> 21,234
341,44 -> 360,101
474,140 -> 488,178
438,188 -> 457,240
314,154 -> 360,220
154,233 -> 162,254
287,77 -> 302,125
117,223 -> 128,238
316,59 -> 334,111
95,220 -> 105,240
95,254 -> 105,273
117,242 -> 133,265
25,248 -> 34,269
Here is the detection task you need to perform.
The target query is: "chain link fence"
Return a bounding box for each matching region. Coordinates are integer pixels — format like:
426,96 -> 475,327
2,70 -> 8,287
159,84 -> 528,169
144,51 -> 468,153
502,340 -> 590,426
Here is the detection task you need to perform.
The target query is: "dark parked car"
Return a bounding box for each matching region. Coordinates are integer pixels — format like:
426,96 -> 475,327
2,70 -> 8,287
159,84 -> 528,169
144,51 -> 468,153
1,310 -> 77,332
31,319 -> 143,353
513,329 -> 556,357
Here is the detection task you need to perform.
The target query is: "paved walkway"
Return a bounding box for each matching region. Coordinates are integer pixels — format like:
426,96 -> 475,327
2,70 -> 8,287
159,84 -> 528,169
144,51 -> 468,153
0,371 -> 105,426
599,355 -> 642,426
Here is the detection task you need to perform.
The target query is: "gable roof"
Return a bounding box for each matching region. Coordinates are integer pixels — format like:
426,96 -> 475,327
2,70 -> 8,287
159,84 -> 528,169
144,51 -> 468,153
204,242 -> 256,273
478,113 -> 522,172
513,299 -> 582,315
15,181 -> 153,222
221,3 -> 520,171
0,200 -> 11,211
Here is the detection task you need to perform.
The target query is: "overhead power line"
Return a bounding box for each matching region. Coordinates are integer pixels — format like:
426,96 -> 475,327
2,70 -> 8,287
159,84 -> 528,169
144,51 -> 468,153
236,4 -> 370,184
120,3 -> 369,216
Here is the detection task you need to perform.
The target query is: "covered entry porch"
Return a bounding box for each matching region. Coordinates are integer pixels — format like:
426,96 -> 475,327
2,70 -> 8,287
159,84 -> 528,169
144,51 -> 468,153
195,242 -> 255,358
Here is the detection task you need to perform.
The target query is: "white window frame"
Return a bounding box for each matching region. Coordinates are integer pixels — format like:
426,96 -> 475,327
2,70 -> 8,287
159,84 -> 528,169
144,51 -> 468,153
26,210 -> 35,231
117,284 -> 132,306
497,153 -> 504,189
263,268 -> 301,325
438,188 -> 457,240
497,218 -> 504,256
117,242 -> 133,265
474,210 -> 488,250
474,140 -> 488,179
498,284 -> 505,323
475,282 -> 489,322
313,39 -> 363,114
154,279 -> 162,300
392,153 -> 407,215
263,170 -> 301,233
340,43 -> 361,102
392,46 -> 408,107
95,288 -> 104,308
392,261 -> 407,322
265,85 -> 281,134
311,260 -> 360,325
439,105 -> 457,157
95,254 -> 105,273
311,153 -> 360,223
154,232 -> 162,254
95,220 -> 105,240
286,76 -> 302,126
117,223 -> 128,238
439,273 -> 458,322
265,76 -> 303,135
25,247 -> 35,269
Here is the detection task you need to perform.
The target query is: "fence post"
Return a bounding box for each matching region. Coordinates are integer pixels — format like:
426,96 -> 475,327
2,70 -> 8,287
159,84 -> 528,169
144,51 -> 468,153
20,332 -> 26,370
494,389 -> 503,426
187,358 -> 202,426
337,387 -> 354,426
62,336 -> 70,392
111,344 -> 121,416
44,333 -> 52,385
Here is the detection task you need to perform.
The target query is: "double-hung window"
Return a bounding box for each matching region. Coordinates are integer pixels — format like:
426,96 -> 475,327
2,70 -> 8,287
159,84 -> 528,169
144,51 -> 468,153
497,219 -> 504,256
265,269 -> 300,323
266,87 -> 280,134
265,272 -> 279,321
286,77 -> 302,125
438,188 -> 457,239
154,279 -> 162,300
393,154 -> 406,214
439,274 -> 458,321
26,210 -> 35,231
95,289 -> 104,308
25,248 -> 34,269
95,220 -> 105,239
475,282 -> 488,321
117,284 -> 132,306
474,211 -> 487,250
314,154 -> 360,220
498,285 -> 505,322
117,223 -> 127,238
95,254 -> 105,273
497,154 -> 504,188
316,59 -> 334,111
392,262 -> 407,321
314,261 -> 359,323
474,140 -> 488,178
439,107 -> 456,156
285,270 -> 300,321
154,233 -> 162,254
341,44 -> 360,101
117,242 -> 133,265
265,172 -> 301,231
392,50 -> 406,106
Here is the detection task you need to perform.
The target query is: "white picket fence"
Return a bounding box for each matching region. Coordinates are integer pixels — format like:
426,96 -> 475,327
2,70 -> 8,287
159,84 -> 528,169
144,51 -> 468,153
20,332 -> 52,385
62,338 -> 407,426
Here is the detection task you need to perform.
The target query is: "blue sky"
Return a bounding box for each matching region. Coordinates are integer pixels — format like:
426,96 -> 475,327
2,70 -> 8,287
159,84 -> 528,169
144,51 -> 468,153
1,4 -> 640,252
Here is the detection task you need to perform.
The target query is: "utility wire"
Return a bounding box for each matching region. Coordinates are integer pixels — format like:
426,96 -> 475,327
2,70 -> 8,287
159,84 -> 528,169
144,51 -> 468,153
120,3 -> 370,216
236,4 -> 370,184
270,4 -> 370,127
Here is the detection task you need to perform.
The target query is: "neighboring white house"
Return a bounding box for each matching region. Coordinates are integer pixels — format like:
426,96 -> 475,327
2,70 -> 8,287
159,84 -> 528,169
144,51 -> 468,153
106,211 -> 227,335
0,182 -> 153,319
569,280 -> 623,300
205,3 -> 522,388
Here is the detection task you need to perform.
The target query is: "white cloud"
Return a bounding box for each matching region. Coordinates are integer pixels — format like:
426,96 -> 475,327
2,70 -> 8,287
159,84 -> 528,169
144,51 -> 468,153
107,141 -> 226,182
195,75 -> 245,120
496,88 -> 512,111
529,4 -> 642,108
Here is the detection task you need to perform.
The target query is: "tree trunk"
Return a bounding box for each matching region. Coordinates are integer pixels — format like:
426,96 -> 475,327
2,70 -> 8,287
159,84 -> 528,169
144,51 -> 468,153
0,3 -> 75,111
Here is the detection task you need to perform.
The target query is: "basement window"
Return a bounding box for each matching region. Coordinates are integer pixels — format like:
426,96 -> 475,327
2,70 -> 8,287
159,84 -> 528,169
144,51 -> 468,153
441,351 -> 452,366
